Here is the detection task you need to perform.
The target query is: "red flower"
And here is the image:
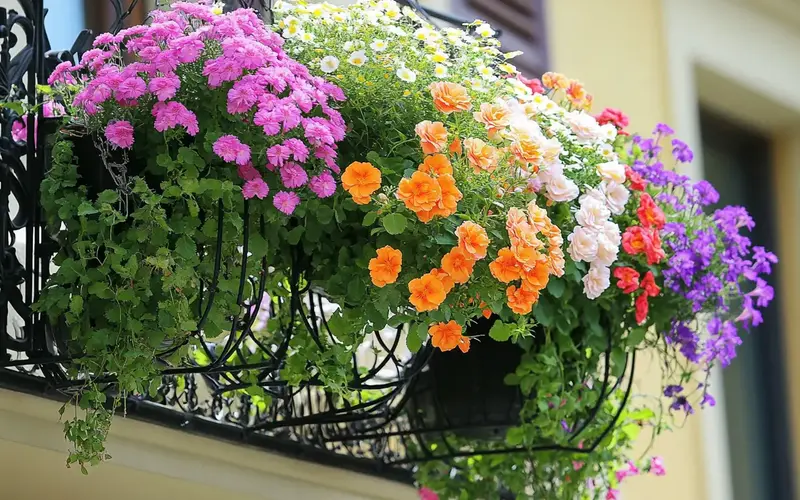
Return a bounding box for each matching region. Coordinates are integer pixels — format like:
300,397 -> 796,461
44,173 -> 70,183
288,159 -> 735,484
622,226 -> 649,256
644,229 -> 666,265
623,226 -> 665,265
635,293 -> 649,325
613,267 -> 641,294
625,165 -> 647,191
640,271 -> 661,297
637,193 -> 666,229
595,107 -> 629,131
518,75 -> 545,94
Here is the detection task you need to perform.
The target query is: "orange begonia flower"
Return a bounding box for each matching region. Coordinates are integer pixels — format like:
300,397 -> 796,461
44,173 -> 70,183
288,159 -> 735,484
506,284 -> 539,315
566,80 -> 591,110
341,161 -> 381,205
419,154 -> 453,176
429,320 -> 470,353
455,221 -> 490,260
433,174 -> 461,217
464,137 -> 499,173
449,137 -> 462,155
522,261 -> 550,292
430,268 -> 455,294
512,242 -> 545,272
415,120 -> 449,155
489,247 -> 522,283
408,272 -> 447,312
482,308 -> 493,319
430,81 -> 472,114
527,202 -> 551,233
441,247 -> 475,284
397,171 -> 442,213
473,102 -> 510,139
542,71 -> 569,91
368,246 -> 402,287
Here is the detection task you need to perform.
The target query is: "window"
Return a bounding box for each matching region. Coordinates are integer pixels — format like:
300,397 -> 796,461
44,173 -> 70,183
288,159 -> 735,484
450,0 -> 548,77
699,109 -> 794,500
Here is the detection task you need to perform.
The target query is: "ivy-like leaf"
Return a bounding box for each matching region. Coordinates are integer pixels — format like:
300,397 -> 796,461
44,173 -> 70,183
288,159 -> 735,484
381,213 -> 407,235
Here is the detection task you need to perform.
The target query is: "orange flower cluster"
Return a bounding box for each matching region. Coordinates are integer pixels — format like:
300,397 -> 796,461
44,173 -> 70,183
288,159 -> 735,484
398,153 -> 462,223
342,161 -> 381,205
489,201 -> 564,314
407,221 -> 489,312
542,71 -> 593,111
368,246 -> 402,287
473,102 -> 510,140
464,137 -> 500,174
428,320 -> 470,353
430,82 -> 472,114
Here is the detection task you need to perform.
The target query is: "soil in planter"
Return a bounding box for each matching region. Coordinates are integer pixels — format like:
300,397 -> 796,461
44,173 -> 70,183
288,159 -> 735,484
407,315 -> 537,441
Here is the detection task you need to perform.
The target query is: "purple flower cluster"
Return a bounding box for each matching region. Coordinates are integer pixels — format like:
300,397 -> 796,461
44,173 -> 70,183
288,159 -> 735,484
628,124 -> 777,412
51,2 -> 347,215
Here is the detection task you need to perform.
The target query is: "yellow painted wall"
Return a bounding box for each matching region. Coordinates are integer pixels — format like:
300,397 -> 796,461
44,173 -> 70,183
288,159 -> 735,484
546,1 -> 708,499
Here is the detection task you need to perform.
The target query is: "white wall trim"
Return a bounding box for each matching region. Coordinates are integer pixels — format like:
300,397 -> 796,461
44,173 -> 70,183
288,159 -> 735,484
661,1 -> 800,500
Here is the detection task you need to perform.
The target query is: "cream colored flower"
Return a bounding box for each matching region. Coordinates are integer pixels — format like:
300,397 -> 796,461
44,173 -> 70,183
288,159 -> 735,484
601,181 -> 629,215
320,55 -> 340,73
596,161 -> 626,184
546,174 -> 579,202
434,64 -> 448,79
568,226 -> 599,263
300,32 -> 315,43
348,50 -> 368,66
594,234 -> 619,267
370,39 -> 388,52
475,22 -> 496,38
582,263 -> 610,300
396,66 -> 417,83
576,197 -> 610,230
211,2 -> 225,15
413,27 -> 432,41
566,111 -> 602,143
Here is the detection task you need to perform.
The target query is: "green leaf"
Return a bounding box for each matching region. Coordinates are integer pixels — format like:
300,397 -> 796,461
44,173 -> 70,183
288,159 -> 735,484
87,282 -> 112,299
97,190 -> 119,204
533,295 -> 553,327
77,202 -> 98,216
388,313 -> 414,327
316,205 -> 334,225
406,327 -> 423,353
381,213 -> 407,235
286,226 -> 305,245
547,278 -> 565,298
489,321 -> 514,342
626,328 -> 647,347
175,236 -> 196,261
362,211 -> 378,227
248,233 -> 268,259
69,295 -> 84,315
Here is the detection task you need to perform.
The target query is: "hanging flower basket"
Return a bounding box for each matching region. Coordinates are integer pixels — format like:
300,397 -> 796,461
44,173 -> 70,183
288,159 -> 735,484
407,316 -> 526,439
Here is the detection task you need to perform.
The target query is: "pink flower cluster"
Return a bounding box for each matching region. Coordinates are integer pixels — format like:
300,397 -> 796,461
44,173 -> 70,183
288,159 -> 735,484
53,2 -> 346,216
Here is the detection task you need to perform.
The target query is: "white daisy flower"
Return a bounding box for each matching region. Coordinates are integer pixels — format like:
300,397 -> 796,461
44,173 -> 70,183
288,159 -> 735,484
434,64 -> 448,78
396,67 -> 417,83
320,55 -> 340,73
300,32 -> 315,43
211,2 -> 225,15
370,39 -> 388,52
348,50 -> 368,66
431,51 -> 448,63
475,22 -> 496,38
413,27 -> 432,41
343,41 -> 355,51
283,24 -> 303,38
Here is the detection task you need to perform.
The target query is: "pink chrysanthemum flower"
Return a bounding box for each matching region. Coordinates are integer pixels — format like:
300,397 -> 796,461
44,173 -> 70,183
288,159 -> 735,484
273,191 -> 300,215
309,171 -> 336,198
149,74 -> 180,101
242,178 -> 269,200
283,138 -> 309,163
213,135 -> 251,165
237,163 -> 260,181
267,144 -> 291,167
105,120 -> 135,149
280,162 -> 308,189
